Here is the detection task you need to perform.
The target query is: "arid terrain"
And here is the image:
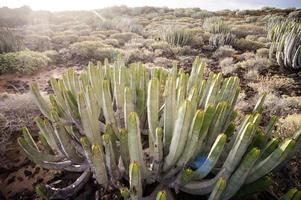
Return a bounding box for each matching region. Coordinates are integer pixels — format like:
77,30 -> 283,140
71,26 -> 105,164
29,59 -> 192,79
0,5 -> 301,200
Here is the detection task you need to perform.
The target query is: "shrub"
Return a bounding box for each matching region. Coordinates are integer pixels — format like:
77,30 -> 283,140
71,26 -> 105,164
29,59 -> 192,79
0,28 -> 23,53
69,40 -> 123,62
0,93 -> 39,139
43,50 -> 60,64
124,48 -> 154,64
77,35 -> 103,42
0,50 -> 50,75
233,38 -> 266,51
256,48 -> 269,58
248,75 -> 294,95
263,94 -> 301,116
89,31 -> 108,39
103,38 -> 120,47
231,25 -> 266,38
115,17 -> 144,34
125,37 -> 148,49
244,69 -> 260,80
51,32 -> 78,49
203,17 -> 231,34
23,35 -> 52,51
219,57 -> 237,75
110,32 -> 139,46
213,45 -> 237,58
209,33 -> 236,48
235,57 -> 269,71
19,58 -> 301,200
191,10 -> 214,19
99,17 -> 143,34
159,26 -> 193,46
277,114 -> 301,139
245,16 -> 258,23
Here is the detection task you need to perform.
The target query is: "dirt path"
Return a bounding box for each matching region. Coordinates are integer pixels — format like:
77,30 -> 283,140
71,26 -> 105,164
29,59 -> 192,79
0,67 -> 69,94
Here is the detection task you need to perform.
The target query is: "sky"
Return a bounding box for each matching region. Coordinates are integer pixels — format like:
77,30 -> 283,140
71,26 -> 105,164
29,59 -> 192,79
1,0 -> 301,11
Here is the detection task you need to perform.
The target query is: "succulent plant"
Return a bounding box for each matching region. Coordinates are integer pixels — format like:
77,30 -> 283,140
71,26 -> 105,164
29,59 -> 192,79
203,17 -> 231,34
159,26 -> 193,47
19,57 -> 301,199
269,20 -> 301,71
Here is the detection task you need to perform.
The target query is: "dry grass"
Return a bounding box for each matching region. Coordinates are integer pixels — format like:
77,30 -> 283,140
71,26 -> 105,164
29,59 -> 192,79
248,75 -> 294,94
0,93 -> 41,155
276,114 -> 301,139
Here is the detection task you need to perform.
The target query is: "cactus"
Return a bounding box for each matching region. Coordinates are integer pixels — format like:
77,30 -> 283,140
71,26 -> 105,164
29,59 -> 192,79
203,17 -> 231,34
159,26 -> 193,47
19,58 -> 301,199
269,20 -> 301,71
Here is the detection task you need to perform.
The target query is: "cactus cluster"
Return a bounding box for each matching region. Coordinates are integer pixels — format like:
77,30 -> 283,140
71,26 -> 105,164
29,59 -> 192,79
19,57 -> 301,199
159,26 -> 192,47
203,17 -> 231,34
269,20 -> 301,71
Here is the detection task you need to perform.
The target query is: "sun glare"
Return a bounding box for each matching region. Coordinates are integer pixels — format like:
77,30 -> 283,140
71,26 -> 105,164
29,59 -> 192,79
0,0 -> 270,11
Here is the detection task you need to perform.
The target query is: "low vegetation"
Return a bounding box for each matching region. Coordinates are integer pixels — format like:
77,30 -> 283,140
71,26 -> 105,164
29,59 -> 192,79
0,28 -> 23,53
0,50 -> 50,74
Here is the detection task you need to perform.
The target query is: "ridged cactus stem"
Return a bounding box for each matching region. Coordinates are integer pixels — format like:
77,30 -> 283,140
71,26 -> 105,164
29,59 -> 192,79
153,127 -> 163,175
102,80 -> 119,138
156,190 -> 167,200
124,87 -> 135,128
193,134 -> 227,180
147,78 -> 160,156
163,76 -> 176,155
129,162 -> 143,200
51,111 -> 83,163
103,133 -> 120,180
223,122 -> 255,175
176,110 -> 205,166
246,139 -> 296,184
128,112 -> 148,178
208,178 -> 226,200
163,100 -> 192,171
30,83 -> 52,120
92,144 -> 108,186
223,148 -> 261,200
120,129 -> 130,172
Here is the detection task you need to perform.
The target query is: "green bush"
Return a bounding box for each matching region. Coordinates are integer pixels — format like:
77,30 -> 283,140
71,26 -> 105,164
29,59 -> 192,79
69,40 -> 123,62
0,50 -> 50,75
